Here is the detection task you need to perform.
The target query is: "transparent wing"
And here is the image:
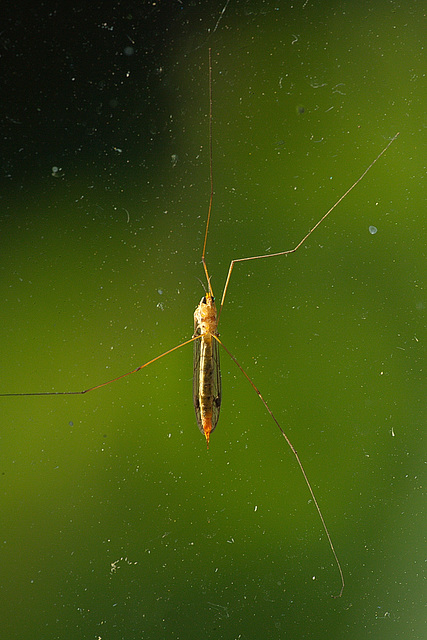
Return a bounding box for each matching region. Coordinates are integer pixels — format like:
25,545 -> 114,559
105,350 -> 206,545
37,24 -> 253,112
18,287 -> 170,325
193,336 -> 222,436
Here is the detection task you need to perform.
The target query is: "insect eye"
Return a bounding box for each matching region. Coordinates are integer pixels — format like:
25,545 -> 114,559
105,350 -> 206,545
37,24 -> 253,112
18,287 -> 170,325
202,296 -> 206,304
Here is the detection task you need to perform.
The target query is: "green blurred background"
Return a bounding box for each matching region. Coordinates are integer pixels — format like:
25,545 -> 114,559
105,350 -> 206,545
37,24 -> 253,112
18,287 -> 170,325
0,1 -> 424,638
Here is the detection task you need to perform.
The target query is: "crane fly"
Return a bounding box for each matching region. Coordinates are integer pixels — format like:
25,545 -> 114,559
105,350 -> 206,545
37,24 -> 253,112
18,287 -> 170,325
1,49 -> 399,598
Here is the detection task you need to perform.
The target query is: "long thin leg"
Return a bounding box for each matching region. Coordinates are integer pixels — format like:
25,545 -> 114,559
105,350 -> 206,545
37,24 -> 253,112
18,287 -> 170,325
213,334 -> 345,598
201,47 -> 214,296
0,335 -> 201,396
218,132 -> 400,322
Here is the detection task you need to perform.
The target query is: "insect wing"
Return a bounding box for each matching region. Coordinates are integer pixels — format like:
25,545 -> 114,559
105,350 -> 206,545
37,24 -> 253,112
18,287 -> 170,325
193,336 -> 222,438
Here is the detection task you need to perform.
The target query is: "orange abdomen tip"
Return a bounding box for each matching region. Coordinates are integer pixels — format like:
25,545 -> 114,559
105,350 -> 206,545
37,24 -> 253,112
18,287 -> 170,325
203,424 -> 211,450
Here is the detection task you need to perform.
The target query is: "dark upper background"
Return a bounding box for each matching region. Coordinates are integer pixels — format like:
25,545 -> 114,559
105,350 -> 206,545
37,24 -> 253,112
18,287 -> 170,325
0,1 -> 228,182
